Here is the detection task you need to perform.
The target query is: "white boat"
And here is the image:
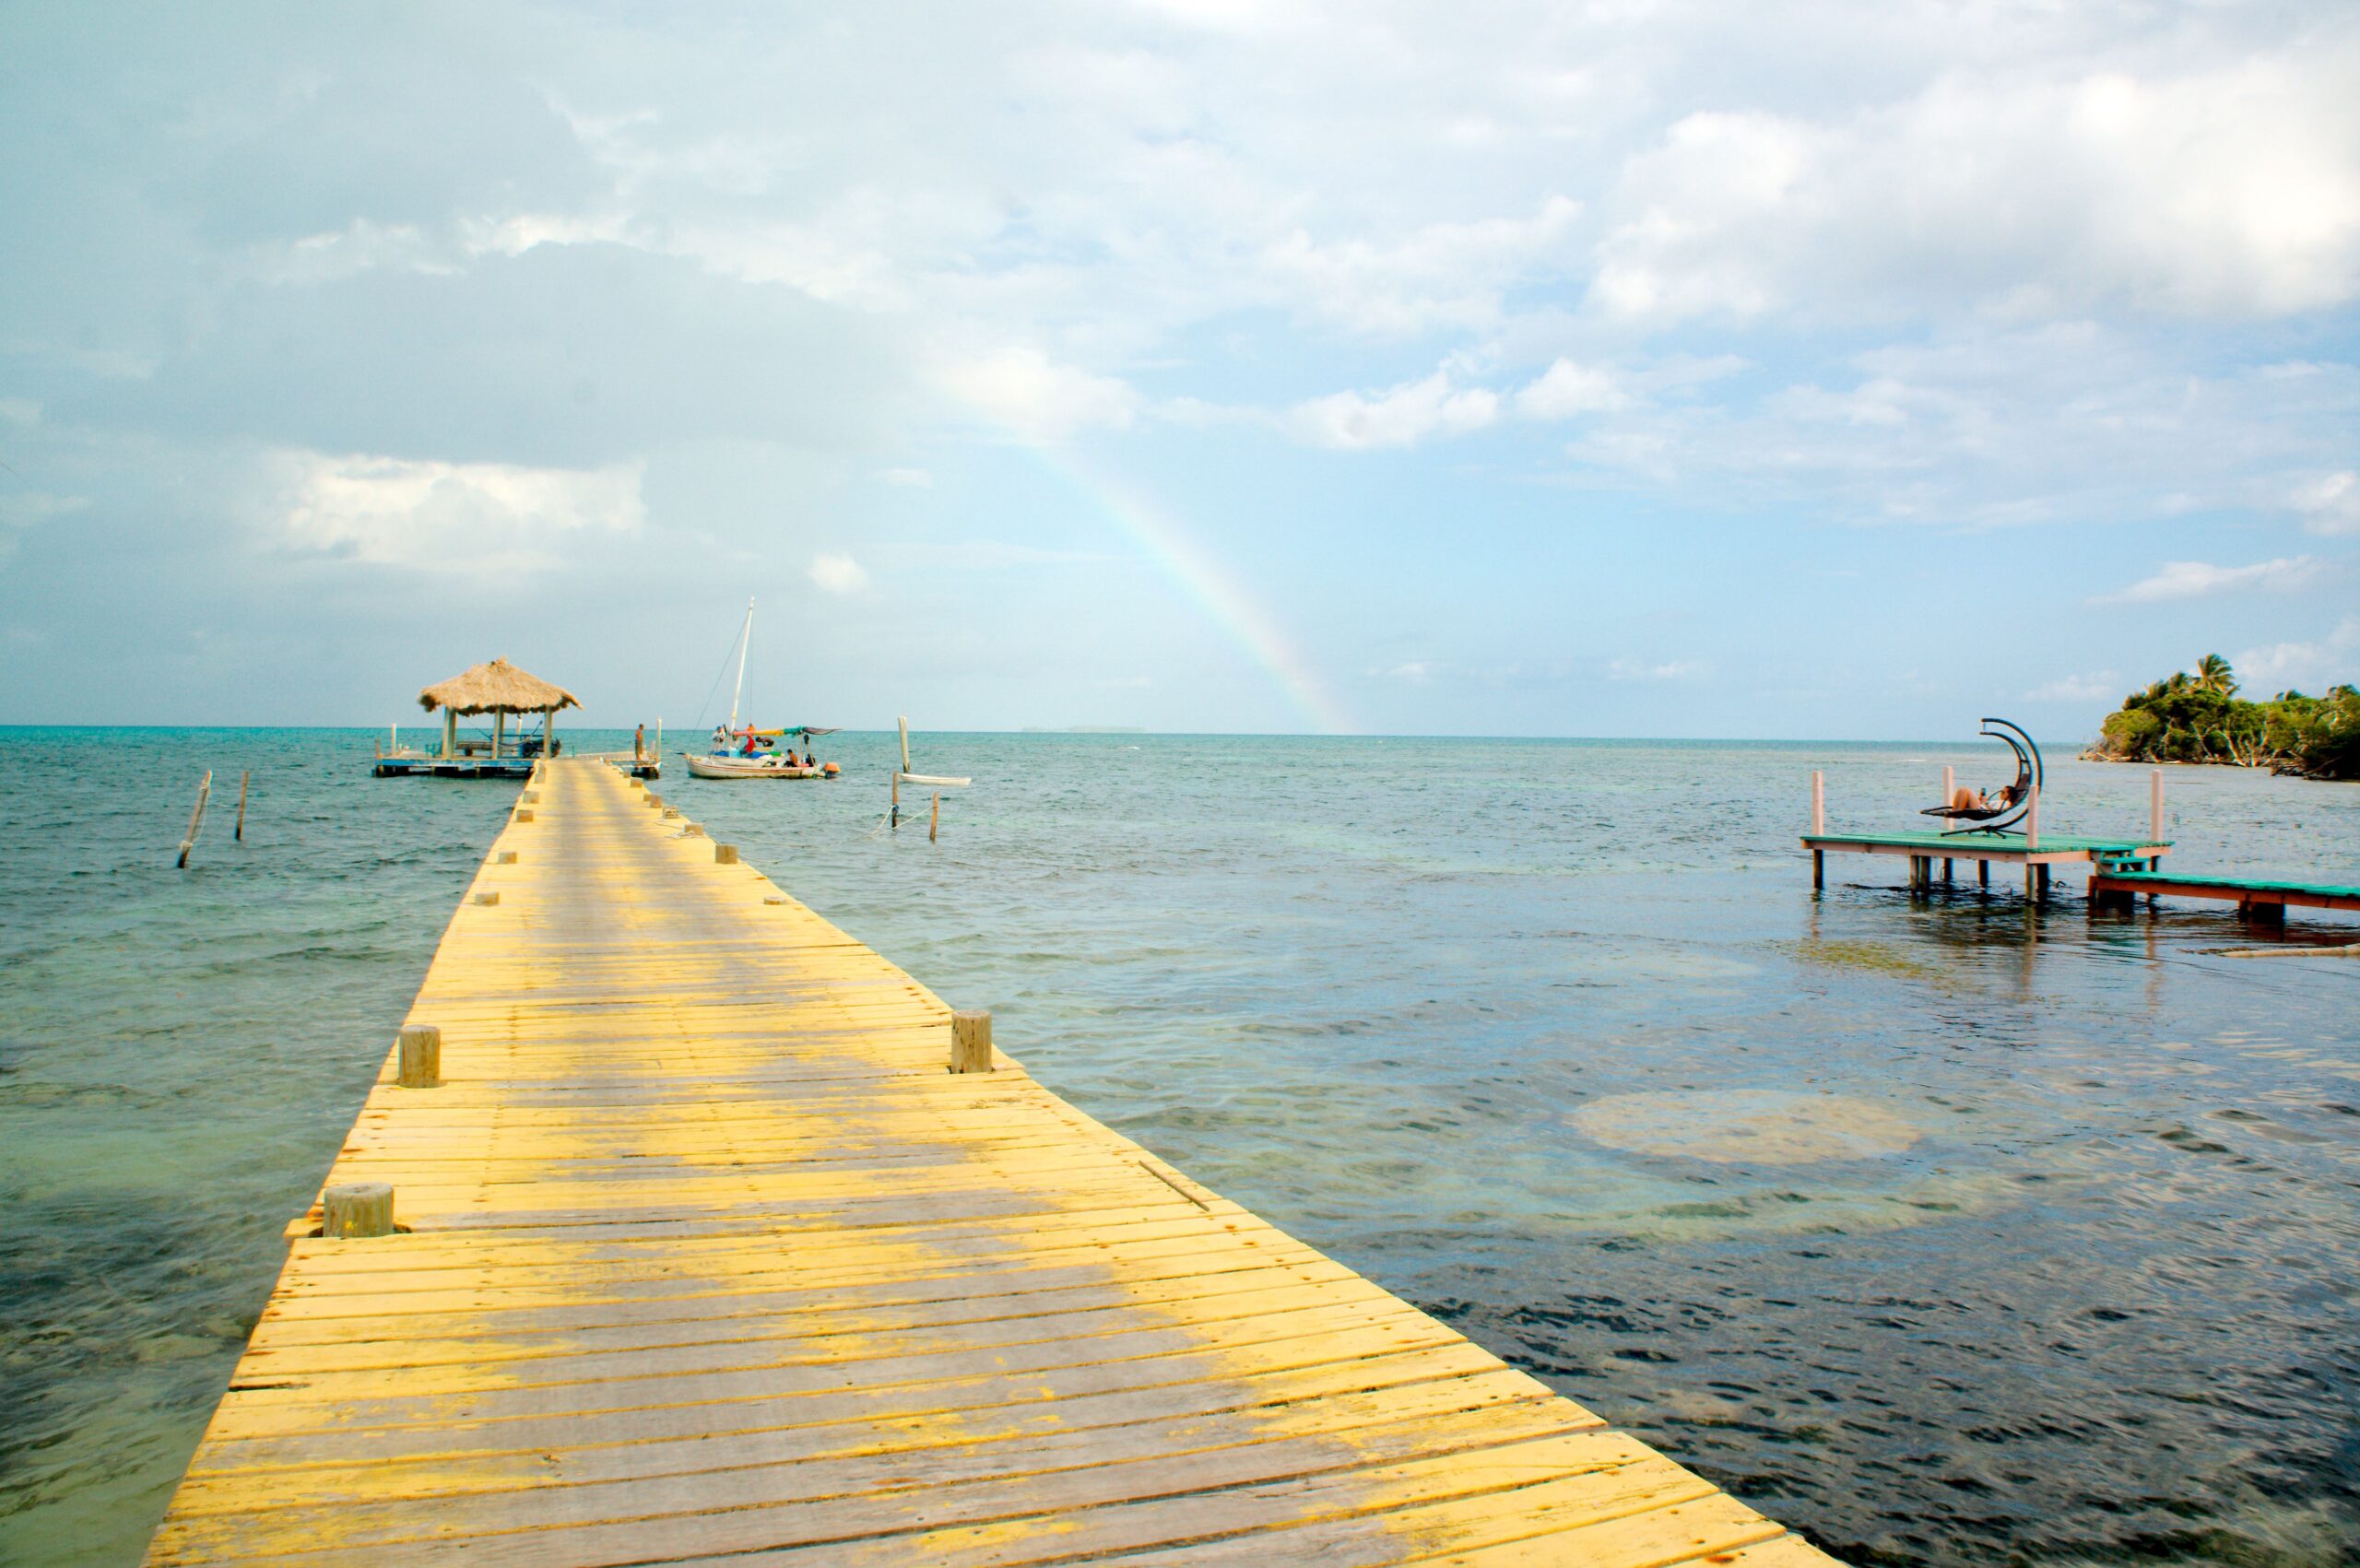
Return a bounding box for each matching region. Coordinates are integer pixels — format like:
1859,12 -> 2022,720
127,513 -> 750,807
682,598 -> 841,782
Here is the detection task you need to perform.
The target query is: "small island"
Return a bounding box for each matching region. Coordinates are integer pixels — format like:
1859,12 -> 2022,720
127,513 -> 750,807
2083,654 -> 2358,780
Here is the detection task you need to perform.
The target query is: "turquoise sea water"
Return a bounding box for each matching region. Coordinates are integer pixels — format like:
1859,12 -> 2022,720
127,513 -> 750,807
3,726 -> 2357,1566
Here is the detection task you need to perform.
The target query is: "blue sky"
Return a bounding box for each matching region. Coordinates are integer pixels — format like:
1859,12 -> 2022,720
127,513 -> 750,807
2,2 -> 2355,737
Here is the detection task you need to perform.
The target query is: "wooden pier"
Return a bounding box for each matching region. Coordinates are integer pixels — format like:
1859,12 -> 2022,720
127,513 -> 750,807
2090,869 -> 2360,922
148,758 -> 1833,1566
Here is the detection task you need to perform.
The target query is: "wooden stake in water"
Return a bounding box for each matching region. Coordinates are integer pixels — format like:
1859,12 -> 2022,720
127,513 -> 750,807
176,771 -> 213,868
930,792 -> 940,843
2150,769 -> 2164,844
233,770 -> 249,843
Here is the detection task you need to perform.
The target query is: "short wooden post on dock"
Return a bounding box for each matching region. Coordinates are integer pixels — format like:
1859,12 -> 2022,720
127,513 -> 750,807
323,1183 -> 395,1239
497,850 -> 517,864
234,770 -> 249,843
950,1010 -> 993,1073
473,890 -> 500,906
714,843 -> 738,864
1939,767 -> 1953,883
515,809 -> 535,823
396,1025 -> 442,1089
175,771 -> 212,868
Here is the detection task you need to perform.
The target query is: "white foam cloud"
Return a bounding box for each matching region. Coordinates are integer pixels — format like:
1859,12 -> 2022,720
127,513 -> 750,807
1592,55 -> 2360,325
2024,671 -> 2121,703
936,348 -> 1140,442
877,467 -> 933,488
261,451 -> 644,574
1287,371 -> 1499,450
1610,656 -> 1707,682
2094,556 -> 2324,605
2290,471 -> 2360,536
807,552 -> 870,595
1516,359 -> 1630,419
2234,618 -> 2360,693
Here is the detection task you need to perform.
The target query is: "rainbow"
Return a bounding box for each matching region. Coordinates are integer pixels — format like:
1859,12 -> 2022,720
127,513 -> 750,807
1029,447 -> 1353,735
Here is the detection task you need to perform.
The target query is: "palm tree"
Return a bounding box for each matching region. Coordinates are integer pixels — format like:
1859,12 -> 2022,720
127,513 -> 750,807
2195,654 -> 2237,695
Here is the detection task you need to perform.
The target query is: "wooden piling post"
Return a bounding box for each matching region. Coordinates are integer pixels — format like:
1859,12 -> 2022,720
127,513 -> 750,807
950,1010 -> 993,1074
930,792 -> 940,843
396,1025 -> 442,1089
234,771 -> 249,843
1811,770 -> 1824,835
1811,849 -> 1823,890
2024,780 -> 2039,850
2150,769 -> 2164,843
175,771 -> 213,868
1979,859 -> 1989,888
891,771 -> 900,831
715,843 -> 738,864
324,1183 -> 395,1239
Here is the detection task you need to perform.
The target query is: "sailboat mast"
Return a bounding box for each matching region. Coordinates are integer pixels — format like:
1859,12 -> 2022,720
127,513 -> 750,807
727,596 -> 753,731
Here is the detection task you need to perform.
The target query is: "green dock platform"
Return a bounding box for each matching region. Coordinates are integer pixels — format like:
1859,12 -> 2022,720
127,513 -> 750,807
2090,869 -> 2360,922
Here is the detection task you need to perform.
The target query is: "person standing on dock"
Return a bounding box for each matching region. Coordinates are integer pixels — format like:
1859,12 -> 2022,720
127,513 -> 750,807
633,723 -> 645,760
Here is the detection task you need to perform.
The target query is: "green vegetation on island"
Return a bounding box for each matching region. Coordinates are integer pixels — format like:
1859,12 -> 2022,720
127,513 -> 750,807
2083,654 -> 2359,780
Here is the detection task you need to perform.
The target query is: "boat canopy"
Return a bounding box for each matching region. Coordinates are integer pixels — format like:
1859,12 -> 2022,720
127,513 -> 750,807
722,725 -> 838,738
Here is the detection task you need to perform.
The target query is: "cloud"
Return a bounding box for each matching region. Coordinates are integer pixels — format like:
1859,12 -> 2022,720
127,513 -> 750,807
2290,471 -> 2360,536
1516,359 -> 1630,419
1288,371 -> 1498,450
807,551 -> 870,595
2094,556 -> 2325,605
2234,617 -> 2360,693
1591,53 -> 2360,325
1385,661 -> 1436,682
1262,196 -> 1582,336
1610,656 -> 1707,682
2024,671 -> 2121,703
260,451 -> 643,574
876,467 -> 932,488
935,348 -> 1140,442
0,490 -> 89,567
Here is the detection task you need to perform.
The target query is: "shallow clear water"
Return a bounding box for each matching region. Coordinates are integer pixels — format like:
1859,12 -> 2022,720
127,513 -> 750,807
3,727 -> 2356,1565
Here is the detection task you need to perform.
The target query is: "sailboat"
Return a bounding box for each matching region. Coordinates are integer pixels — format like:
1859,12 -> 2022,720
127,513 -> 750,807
683,597 -> 842,781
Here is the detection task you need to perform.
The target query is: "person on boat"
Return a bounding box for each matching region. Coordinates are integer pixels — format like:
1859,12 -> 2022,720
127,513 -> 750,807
740,730 -> 761,757
712,724 -> 729,752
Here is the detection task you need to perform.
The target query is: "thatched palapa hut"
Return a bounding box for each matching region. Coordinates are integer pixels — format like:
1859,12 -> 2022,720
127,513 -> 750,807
418,658 -> 581,760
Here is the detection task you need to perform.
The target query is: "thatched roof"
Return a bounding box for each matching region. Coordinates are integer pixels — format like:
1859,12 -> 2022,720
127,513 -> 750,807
417,658 -> 581,716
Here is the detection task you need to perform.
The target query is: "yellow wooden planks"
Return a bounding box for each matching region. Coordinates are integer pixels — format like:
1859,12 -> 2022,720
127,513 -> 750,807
146,759 -> 1838,1566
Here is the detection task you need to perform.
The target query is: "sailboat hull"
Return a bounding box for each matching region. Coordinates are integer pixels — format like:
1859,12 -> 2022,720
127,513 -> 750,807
683,752 -> 836,780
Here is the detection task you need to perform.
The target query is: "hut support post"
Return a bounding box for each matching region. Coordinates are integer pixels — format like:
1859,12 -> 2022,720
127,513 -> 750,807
493,712 -> 505,760
545,705 -> 556,760
442,709 -> 457,760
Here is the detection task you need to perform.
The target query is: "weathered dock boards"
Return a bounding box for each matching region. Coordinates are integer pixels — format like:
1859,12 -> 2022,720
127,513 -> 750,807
149,759 -> 1836,1567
